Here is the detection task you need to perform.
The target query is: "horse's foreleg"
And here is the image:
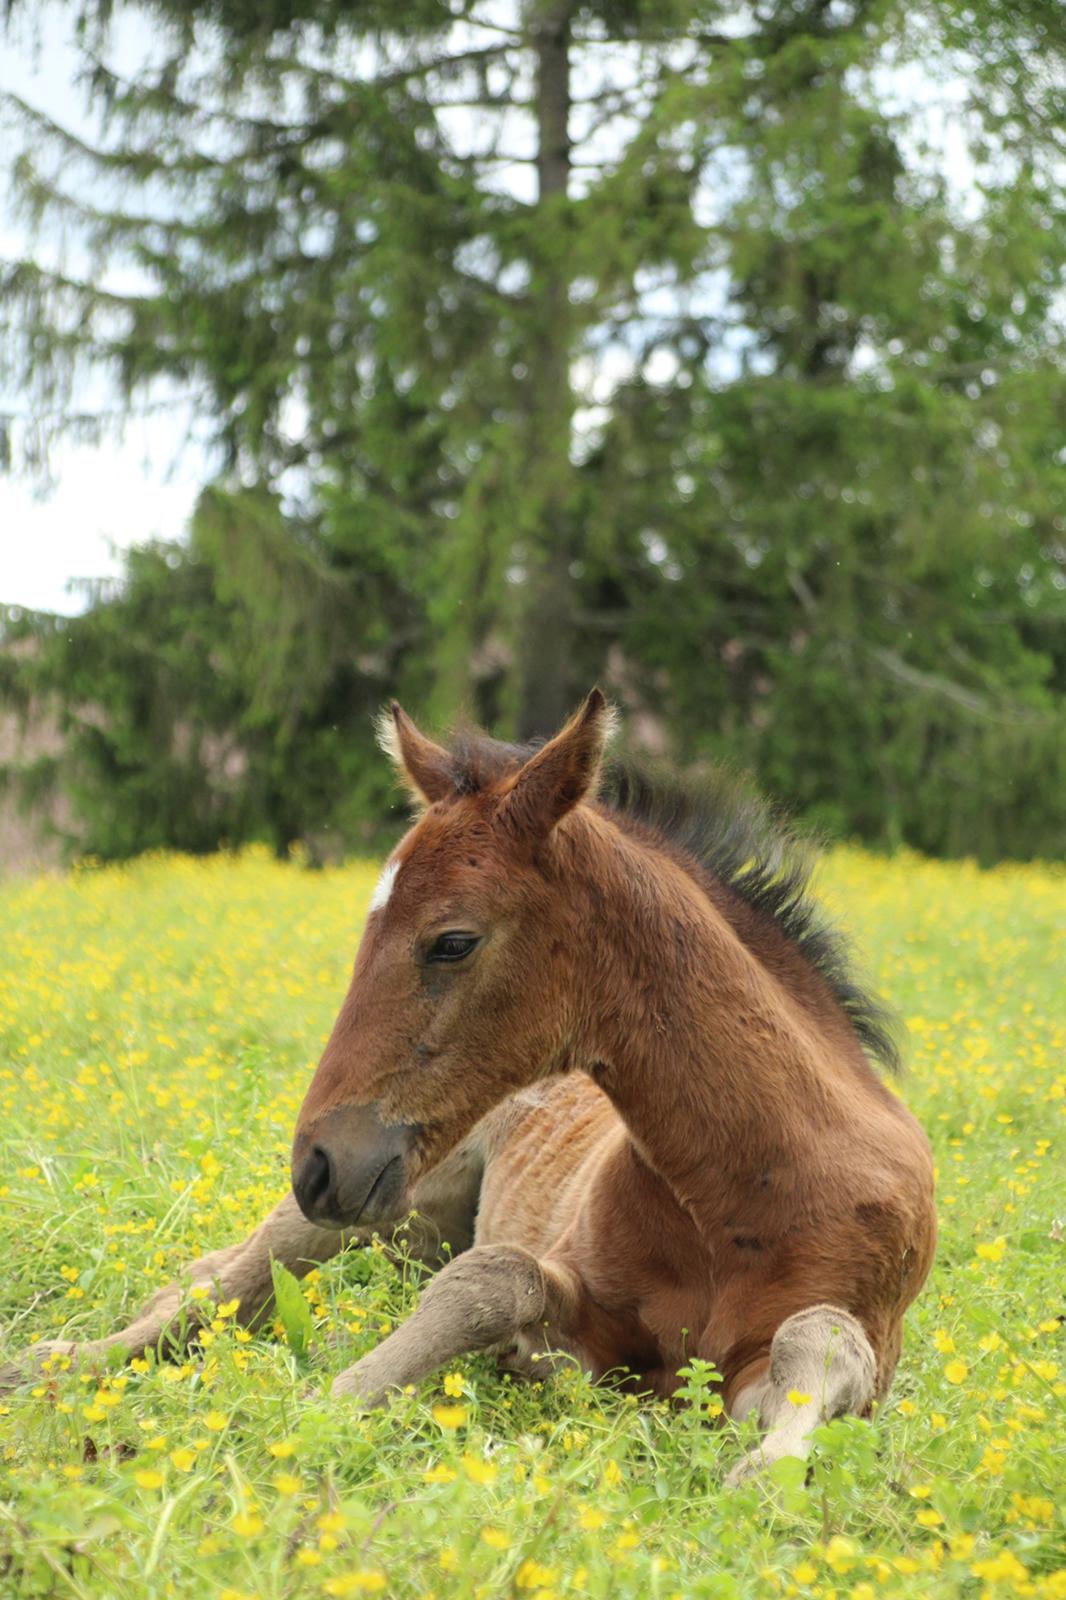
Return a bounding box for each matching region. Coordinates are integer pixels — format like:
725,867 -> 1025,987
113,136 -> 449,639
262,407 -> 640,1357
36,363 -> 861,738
2,1192 -> 353,1386
3,1136 -> 486,1390
141,1189 -> 356,1338
725,1304 -> 877,1486
330,1245 -> 576,1404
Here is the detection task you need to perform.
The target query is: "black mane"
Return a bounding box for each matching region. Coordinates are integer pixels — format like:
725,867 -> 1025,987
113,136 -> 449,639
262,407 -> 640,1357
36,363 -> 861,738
446,730 -> 902,1076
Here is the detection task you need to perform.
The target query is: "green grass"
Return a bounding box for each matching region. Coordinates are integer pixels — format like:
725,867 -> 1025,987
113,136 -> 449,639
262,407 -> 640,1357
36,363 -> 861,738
1,847 -> 1064,1599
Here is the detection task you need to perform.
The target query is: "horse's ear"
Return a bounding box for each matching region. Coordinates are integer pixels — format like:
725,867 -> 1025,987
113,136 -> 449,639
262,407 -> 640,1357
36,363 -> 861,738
377,703 -> 454,806
498,688 -> 616,840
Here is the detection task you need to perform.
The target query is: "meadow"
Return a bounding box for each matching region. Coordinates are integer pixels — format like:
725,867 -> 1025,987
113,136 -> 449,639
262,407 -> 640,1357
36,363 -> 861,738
0,847 -> 1063,1599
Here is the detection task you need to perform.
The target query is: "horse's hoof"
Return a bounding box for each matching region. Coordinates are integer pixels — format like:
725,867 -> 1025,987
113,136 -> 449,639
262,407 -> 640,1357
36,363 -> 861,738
724,1450 -> 763,1487
0,1340 -> 91,1391
0,1360 -> 32,1393
330,1362 -> 389,1407
725,1436 -> 811,1487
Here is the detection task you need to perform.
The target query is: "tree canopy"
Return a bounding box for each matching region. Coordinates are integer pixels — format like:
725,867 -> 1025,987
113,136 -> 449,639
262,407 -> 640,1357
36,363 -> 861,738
2,0 -> 1065,860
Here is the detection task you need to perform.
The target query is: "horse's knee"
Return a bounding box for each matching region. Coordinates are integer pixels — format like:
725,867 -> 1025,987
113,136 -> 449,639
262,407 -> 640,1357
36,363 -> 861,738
724,1306 -> 877,1485
419,1244 -> 546,1344
329,1244 -> 552,1404
768,1303 -> 876,1412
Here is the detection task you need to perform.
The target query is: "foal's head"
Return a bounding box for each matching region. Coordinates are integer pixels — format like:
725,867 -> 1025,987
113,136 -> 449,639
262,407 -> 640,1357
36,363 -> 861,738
291,690 -> 615,1228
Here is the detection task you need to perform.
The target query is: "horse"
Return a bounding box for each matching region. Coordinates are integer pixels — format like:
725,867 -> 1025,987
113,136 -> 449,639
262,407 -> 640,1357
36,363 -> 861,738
6,691 -> 936,1481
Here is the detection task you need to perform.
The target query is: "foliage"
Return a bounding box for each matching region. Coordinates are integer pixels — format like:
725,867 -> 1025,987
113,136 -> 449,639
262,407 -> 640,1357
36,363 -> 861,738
0,848 -> 1064,1595
2,1 -> 1066,857
270,1259 -> 315,1362
0,512 -> 406,857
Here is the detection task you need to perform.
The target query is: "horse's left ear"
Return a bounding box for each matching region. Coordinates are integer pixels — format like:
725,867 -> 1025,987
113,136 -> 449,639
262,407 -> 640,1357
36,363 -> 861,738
498,688 -> 616,840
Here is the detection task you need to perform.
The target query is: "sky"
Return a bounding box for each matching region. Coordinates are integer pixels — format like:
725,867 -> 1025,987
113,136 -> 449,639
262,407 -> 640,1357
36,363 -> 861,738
0,4 -> 206,615
0,426 -> 205,614
0,4 -> 976,617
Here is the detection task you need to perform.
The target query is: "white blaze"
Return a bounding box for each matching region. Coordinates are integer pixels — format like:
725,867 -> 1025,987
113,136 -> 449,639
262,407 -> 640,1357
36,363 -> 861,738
369,859 -> 399,914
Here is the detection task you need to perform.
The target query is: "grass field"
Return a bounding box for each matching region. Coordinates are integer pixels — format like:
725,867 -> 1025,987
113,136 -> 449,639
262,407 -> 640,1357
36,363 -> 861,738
1,847 -> 1063,1599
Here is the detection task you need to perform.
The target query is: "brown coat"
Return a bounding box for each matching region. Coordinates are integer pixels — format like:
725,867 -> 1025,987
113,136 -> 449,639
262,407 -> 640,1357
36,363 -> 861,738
293,692 -> 936,1410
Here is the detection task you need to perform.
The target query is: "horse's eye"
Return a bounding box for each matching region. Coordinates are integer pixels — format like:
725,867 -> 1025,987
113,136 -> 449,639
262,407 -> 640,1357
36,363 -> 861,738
428,932 -> 479,963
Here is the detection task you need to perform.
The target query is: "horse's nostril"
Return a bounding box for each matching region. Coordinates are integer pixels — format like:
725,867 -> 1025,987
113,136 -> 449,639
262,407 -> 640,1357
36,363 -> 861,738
296,1144 -> 335,1216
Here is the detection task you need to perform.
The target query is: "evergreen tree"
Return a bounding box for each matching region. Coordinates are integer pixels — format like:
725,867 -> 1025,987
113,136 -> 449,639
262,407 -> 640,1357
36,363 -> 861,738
1,1 -> 1064,857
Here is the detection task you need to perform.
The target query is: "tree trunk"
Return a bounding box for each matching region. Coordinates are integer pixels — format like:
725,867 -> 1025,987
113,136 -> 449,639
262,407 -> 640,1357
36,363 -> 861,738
515,1 -> 575,741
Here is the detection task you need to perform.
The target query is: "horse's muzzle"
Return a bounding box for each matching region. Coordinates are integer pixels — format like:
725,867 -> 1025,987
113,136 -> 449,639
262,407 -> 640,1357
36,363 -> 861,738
291,1103 -> 419,1228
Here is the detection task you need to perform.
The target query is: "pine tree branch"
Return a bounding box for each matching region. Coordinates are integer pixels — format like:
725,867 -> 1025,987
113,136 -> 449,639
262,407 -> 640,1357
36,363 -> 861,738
2,91 -> 227,176
0,258 -> 159,314
10,167 -> 223,243
268,43 -> 512,100
84,56 -> 315,140
462,6 -> 526,40
866,645 -> 1048,725
429,95 -> 532,109
446,149 -> 537,167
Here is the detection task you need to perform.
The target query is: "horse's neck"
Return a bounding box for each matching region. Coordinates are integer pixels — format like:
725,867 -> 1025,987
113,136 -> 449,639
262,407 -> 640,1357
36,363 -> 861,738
568,814 -> 854,1222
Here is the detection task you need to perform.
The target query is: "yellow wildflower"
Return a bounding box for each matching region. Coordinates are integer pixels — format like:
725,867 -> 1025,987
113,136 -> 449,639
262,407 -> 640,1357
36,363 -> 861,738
971,1551 -> 1029,1584
431,1404 -> 467,1430
322,1575 -> 387,1595
462,1454 -> 497,1485
516,1560 -> 558,1589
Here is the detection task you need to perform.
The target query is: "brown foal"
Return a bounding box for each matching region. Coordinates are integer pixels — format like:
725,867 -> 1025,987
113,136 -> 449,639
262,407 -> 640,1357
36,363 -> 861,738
9,692 -> 936,1480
